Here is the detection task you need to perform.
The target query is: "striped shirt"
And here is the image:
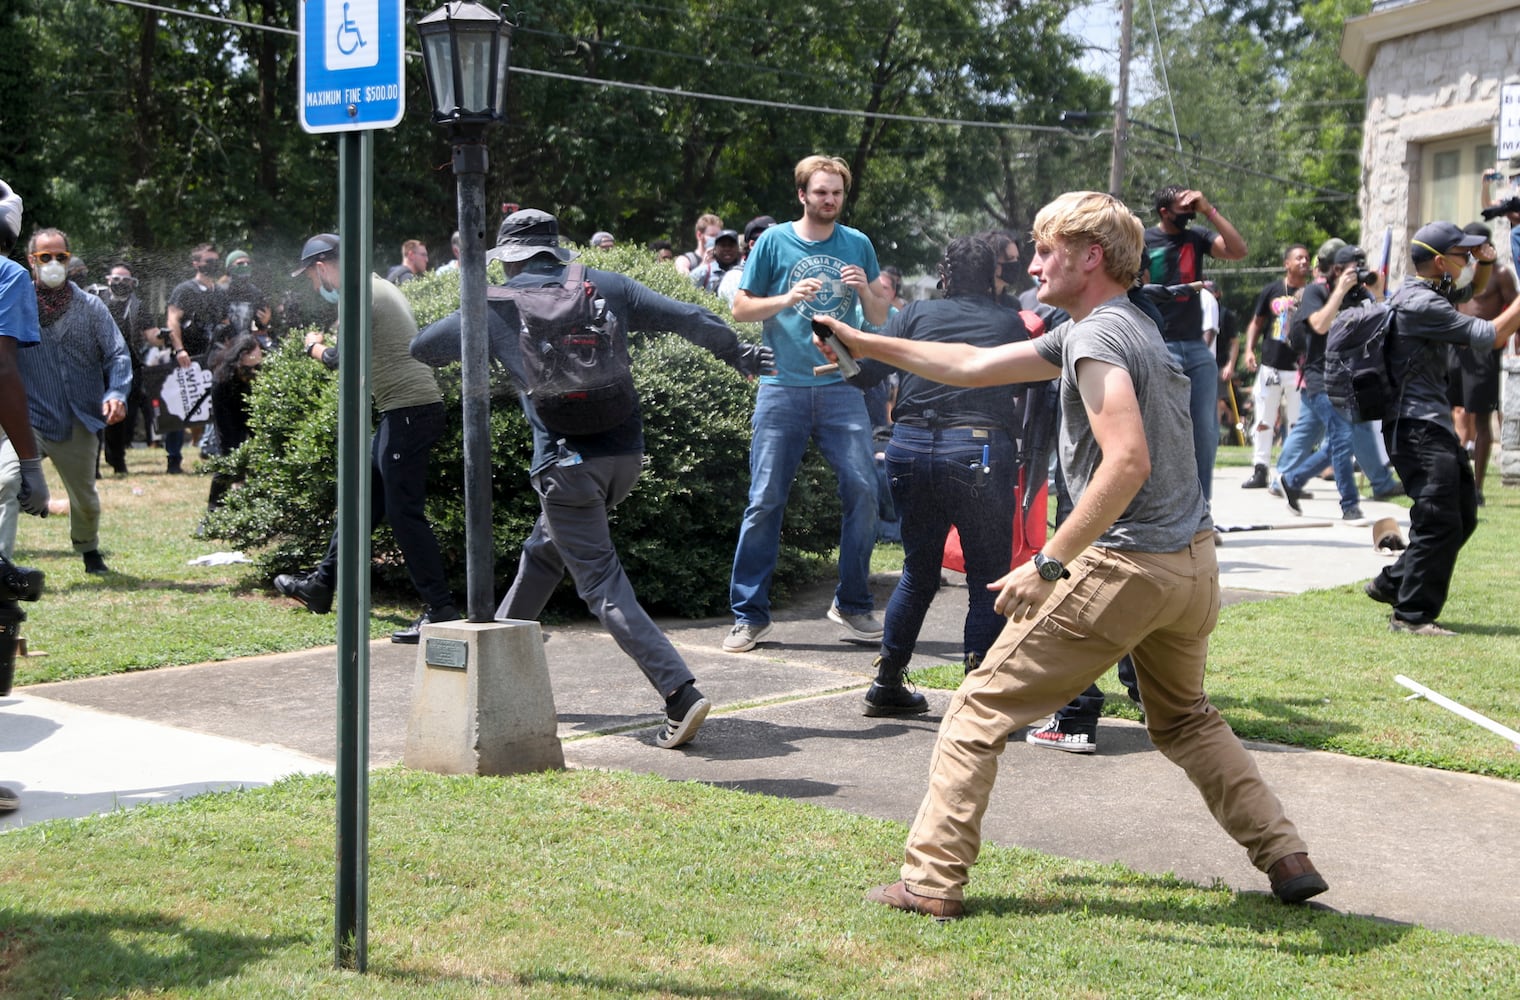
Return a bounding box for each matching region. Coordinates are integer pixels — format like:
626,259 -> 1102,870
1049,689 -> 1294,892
18,285 -> 132,441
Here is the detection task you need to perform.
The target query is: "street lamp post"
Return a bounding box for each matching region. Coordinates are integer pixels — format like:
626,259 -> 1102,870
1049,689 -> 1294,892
417,2 -> 513,622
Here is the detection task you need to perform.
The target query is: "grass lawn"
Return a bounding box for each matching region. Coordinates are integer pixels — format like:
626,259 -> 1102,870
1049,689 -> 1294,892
3,769 -> 1518,999
10,446 -> 424,685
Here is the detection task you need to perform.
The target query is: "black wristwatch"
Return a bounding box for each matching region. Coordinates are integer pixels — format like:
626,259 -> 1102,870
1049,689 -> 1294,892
1032,552 -> 1070,582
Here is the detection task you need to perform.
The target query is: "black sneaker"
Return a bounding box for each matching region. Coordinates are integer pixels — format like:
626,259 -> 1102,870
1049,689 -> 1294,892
82,551 -> 110,575
1241,463 -> 1268,489
1342,504 -> 1364,521
1363,580 -> 1395,605
655,683 -> 710,749
391,605 -> 461,644
273,572 -> 333,615
1282,481 -> 1307,514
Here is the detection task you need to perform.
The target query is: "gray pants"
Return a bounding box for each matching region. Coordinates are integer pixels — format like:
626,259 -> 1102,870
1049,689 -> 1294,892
38,421 -> 102,554
497,452 -> 694,701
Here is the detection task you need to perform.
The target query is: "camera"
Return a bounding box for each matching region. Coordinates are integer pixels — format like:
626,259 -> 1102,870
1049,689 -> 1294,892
1357,268 -> 1377,286
1480,196 -> 1520,221
0,552 -> 43,603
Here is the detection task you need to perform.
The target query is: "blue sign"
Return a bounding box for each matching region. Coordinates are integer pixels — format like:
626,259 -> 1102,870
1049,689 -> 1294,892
298,0 -> 405,133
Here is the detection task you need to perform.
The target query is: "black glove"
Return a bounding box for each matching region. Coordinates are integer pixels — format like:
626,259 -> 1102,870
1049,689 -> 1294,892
731,342 -> 775,378
17,457 -> 49,517
1480,197 -> 1520,220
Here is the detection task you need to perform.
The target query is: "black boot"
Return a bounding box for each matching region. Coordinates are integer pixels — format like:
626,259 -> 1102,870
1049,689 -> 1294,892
391,603 -> 462,644
863,654 -> 929,717
1241,463 -> 1268,489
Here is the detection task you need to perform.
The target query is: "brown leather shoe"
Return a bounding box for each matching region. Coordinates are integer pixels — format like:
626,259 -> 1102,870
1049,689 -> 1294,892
865,880 -> 964,920
1268,852 -> 1328,904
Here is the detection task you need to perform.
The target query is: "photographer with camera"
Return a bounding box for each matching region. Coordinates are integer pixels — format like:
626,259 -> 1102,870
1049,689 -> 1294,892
1276,245 -> 1379,520
1,177 -> 51,815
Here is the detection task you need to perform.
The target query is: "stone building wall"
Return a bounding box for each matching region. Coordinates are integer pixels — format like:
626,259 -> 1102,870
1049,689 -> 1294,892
1359,10 -> 1520,275
1357,9 -> 1520,486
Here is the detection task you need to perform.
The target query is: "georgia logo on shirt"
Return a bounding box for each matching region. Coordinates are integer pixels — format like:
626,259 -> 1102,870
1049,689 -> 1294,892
787,254 -> 855,320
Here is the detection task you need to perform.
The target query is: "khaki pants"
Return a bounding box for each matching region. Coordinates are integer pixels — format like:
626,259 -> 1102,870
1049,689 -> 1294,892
39,421 -> 103,554
901,530 -> 1307,902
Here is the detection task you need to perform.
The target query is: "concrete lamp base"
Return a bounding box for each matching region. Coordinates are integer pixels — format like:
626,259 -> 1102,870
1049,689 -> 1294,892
403,619 -> 564,775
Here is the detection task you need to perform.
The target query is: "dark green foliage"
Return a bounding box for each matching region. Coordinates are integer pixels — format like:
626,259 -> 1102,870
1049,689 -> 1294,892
206,257 -> 840,618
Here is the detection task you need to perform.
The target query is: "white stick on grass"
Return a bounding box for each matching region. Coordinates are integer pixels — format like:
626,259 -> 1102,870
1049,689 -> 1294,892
1395,674 -> 1520,751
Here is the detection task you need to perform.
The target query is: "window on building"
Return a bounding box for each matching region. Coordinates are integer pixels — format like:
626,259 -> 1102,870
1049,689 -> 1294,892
1421,133 -> 1497,225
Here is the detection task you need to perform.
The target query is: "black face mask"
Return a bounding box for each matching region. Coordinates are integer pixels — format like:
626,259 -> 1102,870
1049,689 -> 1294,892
999,261 -> 1021,284
197,260 -> 223,277
1169,211 -> 1196,229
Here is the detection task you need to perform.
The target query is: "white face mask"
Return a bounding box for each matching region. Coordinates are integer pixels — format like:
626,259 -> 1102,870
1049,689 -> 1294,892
1452,258 -> 1476,291
37,260 -> 68,289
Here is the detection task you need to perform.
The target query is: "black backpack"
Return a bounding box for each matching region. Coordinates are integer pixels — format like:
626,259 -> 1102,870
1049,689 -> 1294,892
1324,298 -> 1396,422
489,263 -> 635,436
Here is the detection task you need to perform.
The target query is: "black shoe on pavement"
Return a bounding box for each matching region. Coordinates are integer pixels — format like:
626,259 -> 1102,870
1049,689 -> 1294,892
0,784 -> 19,814
863,679 -> 930,717
82,551 -> 110,575
1283,481 -> 1307,514
1241,463 -> 1268,489
655,681 -> 710,749
273,572 -> 333,615
1342,504 -> 1364,521
391,604 -> 462,644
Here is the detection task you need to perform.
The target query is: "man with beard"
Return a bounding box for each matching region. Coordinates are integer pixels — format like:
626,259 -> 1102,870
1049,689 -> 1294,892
163,243 -> 232,472
724,154 -> 890,653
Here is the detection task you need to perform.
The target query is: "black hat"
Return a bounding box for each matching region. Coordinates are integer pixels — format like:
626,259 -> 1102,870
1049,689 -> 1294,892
743,215 -> 776,244
1410,221 -> 1485,263
1332,245 -> 1366,266
487,209 -> 578,264
292,233 -> 339,276
714,229 -> 740,244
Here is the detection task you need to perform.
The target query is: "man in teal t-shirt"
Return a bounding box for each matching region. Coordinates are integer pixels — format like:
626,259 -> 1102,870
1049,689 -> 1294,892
724,154 -> 890,653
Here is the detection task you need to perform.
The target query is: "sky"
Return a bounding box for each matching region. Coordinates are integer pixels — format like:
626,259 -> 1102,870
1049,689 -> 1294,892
1061,1 -> 1123,92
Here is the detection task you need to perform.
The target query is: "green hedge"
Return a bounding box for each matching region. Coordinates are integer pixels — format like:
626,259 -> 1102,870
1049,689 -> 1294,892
205,247 -> 843,618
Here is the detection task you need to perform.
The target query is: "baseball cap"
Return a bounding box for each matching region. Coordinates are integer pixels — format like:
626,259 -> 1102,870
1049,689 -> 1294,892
714,229 -> 740,244
743,215 -> 776,244
292,233 -> 340,276
1410,221 -> 1486,263
1332,245 -> 1366,266
589,230 -> 614,248
487,209 -> 578,265
1315,238 -> 1345,272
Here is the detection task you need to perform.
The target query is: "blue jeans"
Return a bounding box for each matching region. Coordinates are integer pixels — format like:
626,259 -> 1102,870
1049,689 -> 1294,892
1280,391 -> 1358,513
1165,338 -> 1218,502
1350,420 -> 1398,496
730,382 -> 878,625
880,426 -> 1017,666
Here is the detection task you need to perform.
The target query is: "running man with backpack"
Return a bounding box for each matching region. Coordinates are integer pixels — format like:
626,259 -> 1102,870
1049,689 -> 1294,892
411,209 -> 771,749
1365,222 -> 1520,635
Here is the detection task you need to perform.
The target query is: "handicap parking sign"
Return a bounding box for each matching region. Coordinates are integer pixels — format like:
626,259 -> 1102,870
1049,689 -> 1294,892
299,0 -> 404,133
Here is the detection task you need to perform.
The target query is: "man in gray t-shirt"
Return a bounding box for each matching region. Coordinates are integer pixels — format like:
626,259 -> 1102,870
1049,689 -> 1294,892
818,192 -> 1324,920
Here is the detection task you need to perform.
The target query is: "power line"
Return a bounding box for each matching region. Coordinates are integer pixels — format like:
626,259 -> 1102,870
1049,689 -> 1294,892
98,0 -> 1078,134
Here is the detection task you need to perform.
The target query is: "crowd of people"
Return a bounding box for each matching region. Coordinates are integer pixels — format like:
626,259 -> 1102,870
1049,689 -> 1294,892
2,157 -> 1515,921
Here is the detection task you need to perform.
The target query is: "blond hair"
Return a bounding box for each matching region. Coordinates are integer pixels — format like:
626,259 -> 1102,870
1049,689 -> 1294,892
794,155 -> 852,193
694,213 -> 722,242
1031,191 -> 1143,285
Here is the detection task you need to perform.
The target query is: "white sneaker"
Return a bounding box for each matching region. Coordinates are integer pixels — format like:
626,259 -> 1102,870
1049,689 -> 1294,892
722,621 -> 773,653
827,601 -> 883,642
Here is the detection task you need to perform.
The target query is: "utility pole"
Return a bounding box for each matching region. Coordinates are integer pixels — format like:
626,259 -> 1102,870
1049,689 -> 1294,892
1108,0 -> 1134,198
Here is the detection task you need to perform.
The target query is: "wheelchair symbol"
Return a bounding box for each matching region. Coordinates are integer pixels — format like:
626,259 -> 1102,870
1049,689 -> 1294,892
335,2 -> 366,55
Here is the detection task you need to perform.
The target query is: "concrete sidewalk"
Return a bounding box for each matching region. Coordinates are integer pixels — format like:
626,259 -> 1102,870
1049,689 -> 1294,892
5,467 -> 1519,946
